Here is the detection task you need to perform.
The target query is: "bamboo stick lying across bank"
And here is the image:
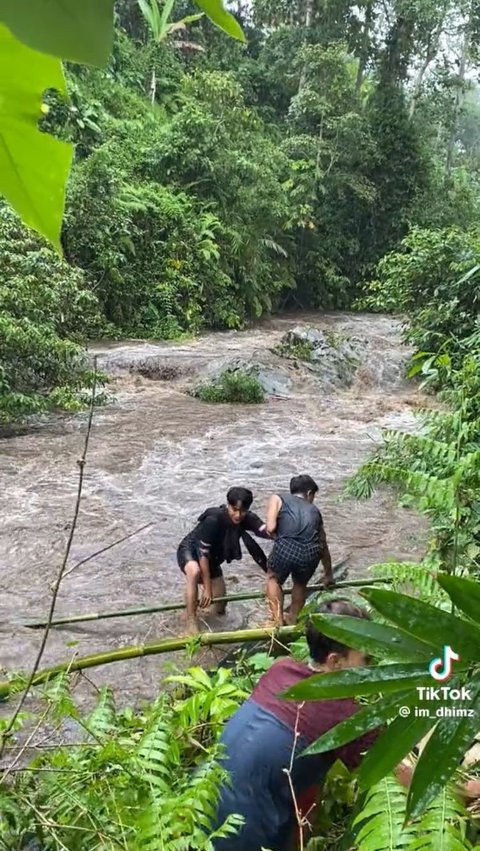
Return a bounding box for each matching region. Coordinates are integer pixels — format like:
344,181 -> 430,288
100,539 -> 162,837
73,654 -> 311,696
21,574 -> 389,630
0,626 -> 301,699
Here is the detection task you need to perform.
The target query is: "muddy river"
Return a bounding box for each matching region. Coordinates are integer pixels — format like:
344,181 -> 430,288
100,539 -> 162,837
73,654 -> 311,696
0,312 -> 428,709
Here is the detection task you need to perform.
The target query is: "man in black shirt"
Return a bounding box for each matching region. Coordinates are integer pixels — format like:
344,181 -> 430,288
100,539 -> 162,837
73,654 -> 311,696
177,487 -> 270,632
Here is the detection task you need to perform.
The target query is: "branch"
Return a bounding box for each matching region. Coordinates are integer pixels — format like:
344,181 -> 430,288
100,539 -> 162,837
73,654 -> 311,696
283,704 -> 316,851
60,521 -> 154,583
0,360 -> 98,759
0,625 -> 301,699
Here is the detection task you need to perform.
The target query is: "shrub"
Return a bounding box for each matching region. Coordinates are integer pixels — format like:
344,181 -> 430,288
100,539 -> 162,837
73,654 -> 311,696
193,369 -> 265,404
0,208 -> 104,423
360,225 -> 480,361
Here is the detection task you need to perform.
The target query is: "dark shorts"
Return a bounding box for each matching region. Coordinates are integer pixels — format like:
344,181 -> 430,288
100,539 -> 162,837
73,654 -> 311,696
177,538 -> 223,580
211,699 -> 331,851
268,538 -> 322,585
211,700 -> 300,851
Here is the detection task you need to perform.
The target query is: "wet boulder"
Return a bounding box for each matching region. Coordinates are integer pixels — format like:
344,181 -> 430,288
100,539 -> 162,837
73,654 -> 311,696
276,327 -> 364,389
193,357 -> 293,399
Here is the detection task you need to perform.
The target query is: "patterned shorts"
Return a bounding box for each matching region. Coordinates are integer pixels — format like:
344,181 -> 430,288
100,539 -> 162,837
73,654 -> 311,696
267,538 -> 322,585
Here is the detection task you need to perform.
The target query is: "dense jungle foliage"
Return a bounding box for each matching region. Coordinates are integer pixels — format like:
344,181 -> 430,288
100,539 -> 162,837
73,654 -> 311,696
3,1 -> 480,848
2,0 -> 480,420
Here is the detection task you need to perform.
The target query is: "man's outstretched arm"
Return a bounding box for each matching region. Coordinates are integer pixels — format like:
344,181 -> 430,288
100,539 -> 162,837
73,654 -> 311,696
319,523 -> 334,586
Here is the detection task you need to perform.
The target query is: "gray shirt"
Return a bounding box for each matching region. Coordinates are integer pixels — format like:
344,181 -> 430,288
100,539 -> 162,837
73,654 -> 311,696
276,493 -> 322,544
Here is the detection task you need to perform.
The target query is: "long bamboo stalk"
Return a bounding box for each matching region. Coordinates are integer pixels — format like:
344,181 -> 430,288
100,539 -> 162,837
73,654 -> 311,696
0,626 -> 300,699
21,575 -> 388,630
20,558 -> 348,629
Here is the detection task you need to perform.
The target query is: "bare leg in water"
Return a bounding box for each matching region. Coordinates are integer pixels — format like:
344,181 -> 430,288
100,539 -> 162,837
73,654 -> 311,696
184,560 -> 202,633
284,580 -> 307,625
211,575 -> 226,615
184,564 -> 226,631
266,570 -> 284,626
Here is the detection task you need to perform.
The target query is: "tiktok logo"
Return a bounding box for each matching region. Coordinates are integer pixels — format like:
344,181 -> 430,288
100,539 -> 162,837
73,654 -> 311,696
428,645 -> 460,681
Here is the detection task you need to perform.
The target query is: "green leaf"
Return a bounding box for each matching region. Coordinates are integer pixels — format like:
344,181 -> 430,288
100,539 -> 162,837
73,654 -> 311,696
159,0 -> 176,33
358,714 -> 435,789
0,0 -> 115,65
138,0 -> 158,34
309,614 -> 434,661
0,25 -> 73,250
360,587 -> 480,661
454,264 -> 480,287
301,690 -> 414,757
194,0 -> 245,42
436,574 -> 480,624
407,361 -> 426,378
406,683 -> 480,820
282,663 -> 431,700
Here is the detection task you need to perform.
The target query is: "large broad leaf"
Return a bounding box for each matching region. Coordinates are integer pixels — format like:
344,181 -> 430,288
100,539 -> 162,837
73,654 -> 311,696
282,663 -> 431,700
309,614 -> 434,661
406,683 -> 480,819
301,690 -> 415,756
361,587 -> 480,661
358,714 -> 436,789
195,0 -> 245,42
0,25 -> 73,250
0,0 -> 115,65
437,574 -> 480,625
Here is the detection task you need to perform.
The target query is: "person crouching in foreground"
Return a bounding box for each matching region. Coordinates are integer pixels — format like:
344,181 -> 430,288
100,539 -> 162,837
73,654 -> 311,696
265,474 -> 334,626
210,598 -> 480,851
177,486 -> 270,633
210,598 -> 408,851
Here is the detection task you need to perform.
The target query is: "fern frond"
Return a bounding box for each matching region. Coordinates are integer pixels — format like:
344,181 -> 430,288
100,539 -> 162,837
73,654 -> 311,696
84,686 -> 116,738
370,561 -> 449,604
353,776 -> 415,850
408,783 -> 472,850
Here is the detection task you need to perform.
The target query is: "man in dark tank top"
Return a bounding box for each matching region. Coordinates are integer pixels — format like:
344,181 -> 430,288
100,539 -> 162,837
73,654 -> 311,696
265,475 -> 334,626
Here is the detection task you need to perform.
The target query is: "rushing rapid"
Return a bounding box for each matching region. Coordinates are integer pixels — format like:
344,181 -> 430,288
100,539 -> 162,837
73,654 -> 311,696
0,313 -> 427,707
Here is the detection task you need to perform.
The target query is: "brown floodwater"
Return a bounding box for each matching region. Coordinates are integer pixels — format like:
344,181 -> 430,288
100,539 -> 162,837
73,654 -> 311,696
0,312 -> 428,710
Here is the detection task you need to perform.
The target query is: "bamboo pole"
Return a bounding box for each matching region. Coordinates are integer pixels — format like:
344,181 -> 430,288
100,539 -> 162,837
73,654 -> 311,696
21,575 -> 388,630
0,626 -> 300,700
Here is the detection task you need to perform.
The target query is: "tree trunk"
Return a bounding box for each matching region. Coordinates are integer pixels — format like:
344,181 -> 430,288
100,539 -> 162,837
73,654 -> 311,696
409,9 -> 448,121
445,10 -> 471,179
150,68 -> 156,105
409,40 -> 434,119
356,0 -> 374,92
298,0 -> 315,92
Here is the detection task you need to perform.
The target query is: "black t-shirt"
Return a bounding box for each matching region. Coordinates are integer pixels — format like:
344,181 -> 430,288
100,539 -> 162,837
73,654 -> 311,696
184,506 -> 267,569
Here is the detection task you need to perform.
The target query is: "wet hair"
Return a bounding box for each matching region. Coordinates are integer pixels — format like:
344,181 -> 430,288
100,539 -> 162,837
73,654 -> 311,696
226,486 -> 253,510
306,598 -> 370,663
290,474 -> 319,496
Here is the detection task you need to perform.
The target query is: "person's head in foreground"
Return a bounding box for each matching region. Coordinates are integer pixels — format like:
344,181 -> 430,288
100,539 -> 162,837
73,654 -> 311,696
306,597 -> 370,671
289,474 -> 319,503
226,486 -> 253,524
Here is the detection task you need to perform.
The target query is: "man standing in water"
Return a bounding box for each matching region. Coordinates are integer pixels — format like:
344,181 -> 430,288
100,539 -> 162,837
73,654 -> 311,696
177,486 -> 270,633
265,475 -> 333,626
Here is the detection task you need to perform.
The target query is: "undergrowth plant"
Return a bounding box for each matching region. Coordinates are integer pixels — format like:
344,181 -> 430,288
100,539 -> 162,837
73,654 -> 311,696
193,369 -> 265,404
0,655 -> 274,851
345,353 -> 480,581
305,768 -> 480,850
